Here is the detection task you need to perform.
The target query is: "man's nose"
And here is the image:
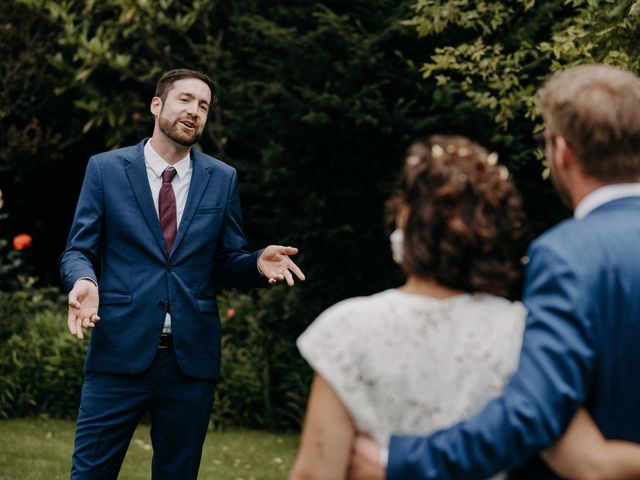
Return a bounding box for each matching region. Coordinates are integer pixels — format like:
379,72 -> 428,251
185,101 -> 198,115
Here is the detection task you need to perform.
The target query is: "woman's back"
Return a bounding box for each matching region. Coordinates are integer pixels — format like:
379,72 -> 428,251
297,289 -> 525,446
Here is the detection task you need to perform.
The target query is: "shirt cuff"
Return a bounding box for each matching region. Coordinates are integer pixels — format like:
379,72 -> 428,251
380,446 -> 389,467
74,277 -> 98,288
256,248 -> 266,277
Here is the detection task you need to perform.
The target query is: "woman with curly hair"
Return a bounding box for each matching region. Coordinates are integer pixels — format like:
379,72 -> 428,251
291,135 -> 640,480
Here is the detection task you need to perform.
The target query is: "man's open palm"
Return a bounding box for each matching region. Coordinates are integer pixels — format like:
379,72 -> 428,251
258,245 -> 305,286
68,279 -> 100,340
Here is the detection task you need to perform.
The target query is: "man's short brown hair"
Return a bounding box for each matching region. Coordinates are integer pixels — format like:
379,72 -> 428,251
155,68 -> 216,101
538,64 -> 640,182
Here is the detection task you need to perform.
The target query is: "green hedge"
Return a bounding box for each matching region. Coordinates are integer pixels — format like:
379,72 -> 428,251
0,288 -> 310,429
0,294 -> 86,419
213,289 -> 311,430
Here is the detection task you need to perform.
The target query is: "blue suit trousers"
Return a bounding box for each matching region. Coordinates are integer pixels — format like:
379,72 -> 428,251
71,348 -> 217,480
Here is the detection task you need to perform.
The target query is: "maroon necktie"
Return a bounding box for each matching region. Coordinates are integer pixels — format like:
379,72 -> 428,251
159,168 -> 177,253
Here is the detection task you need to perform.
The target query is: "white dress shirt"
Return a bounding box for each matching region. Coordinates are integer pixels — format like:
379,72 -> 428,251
574,183 -> 640,219
144,140 -> 193,333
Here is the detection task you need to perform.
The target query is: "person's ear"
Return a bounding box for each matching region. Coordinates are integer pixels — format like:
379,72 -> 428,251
150,97 -> 162,117
555,136 -> 577,170
396,204 -> 410,230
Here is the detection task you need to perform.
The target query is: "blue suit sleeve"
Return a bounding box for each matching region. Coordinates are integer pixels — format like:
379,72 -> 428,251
60,156 -> 104,291
387,240 -> 596,479
215,169 -> 266,289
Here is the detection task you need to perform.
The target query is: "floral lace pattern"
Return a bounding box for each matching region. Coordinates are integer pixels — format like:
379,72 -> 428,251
297,289 -> 526,447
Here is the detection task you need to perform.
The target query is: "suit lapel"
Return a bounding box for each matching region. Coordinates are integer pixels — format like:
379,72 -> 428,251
171,150 -> 212,256
124,141 -> 168,256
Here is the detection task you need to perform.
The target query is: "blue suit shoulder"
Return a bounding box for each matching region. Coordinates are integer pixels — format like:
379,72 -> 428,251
528,216 -> 583,260
192,149 -> 236,177
534,216 -> 582,246
89,144 -> 140,169
533,199 -> 640,254
529,201 -> 640,283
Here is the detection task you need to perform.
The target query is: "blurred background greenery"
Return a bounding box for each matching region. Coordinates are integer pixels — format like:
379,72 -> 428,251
1,0 -> 639,429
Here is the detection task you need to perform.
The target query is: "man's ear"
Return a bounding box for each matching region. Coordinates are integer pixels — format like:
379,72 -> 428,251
150,96 -> 162,116
555,136 -> 577,170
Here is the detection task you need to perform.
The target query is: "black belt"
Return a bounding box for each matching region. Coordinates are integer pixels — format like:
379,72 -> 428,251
158,333 -> 173,349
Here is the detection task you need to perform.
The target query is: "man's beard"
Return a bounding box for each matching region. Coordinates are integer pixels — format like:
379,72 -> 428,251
158,114 -> 202,147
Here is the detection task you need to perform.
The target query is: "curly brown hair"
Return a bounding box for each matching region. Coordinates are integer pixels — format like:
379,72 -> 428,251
392,135 -> 527,297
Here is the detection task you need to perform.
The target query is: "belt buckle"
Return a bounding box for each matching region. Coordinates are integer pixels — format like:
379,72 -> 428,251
158,333 -> 172,349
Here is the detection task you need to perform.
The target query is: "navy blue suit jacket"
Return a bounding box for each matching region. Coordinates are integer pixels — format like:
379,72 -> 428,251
60,140 -> 264,379
388,196 -> 640,479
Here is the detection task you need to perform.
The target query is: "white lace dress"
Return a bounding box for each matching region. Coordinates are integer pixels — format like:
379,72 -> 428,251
297,289 -> 526,448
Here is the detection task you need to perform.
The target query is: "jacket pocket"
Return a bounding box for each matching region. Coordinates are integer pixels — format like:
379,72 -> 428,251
196,206 -> 223,214
100,291 -> 132,305
196,299 -> 217,313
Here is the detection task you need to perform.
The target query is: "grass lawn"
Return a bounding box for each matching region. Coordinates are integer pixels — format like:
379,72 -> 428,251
0,419 -> 299,479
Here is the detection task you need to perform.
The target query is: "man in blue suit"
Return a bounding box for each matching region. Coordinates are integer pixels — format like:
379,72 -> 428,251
61,68 -> 305,479
348,64 -> 640,479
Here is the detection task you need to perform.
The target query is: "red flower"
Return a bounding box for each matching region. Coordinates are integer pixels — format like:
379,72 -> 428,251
12,234 -> 32,250
226,308 -> 236,319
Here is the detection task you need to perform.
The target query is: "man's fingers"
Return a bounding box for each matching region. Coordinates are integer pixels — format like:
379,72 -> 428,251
68,311 -> 78,335
75,318 -> 84,340
82,314 -> 101,329
284,269 -> 294,286
288,261 -> 305,281
68,291 -> 81,309
280,246 -> 298,256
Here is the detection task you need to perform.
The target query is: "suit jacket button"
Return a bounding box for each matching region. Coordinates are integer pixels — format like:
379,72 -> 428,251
167,264 -> 173,272
158,301 -> 166,309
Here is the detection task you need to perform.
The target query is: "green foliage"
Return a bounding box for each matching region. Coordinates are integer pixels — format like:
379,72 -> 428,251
213,289 -> 310,430
404,0 -> 561,130
0,302 -> 85,419
0,3 -> 66,174
7,0 -> 640,429
15,0 -> 221,148
6,0 -> 424,427
406,0 -> 640,130
539,0 -> 640,72
401,0 -> 640,232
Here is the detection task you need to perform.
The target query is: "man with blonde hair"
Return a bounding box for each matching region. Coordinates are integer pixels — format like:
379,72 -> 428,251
348,64 -> 640,479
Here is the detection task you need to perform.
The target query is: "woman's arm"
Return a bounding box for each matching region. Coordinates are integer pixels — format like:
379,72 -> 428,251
290,374 -> 356,480
542,408 -> 640,480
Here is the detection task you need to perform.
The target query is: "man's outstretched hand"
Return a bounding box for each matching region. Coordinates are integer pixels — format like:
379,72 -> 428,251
348,435 -> 386,480
68,279 -> 100,340
258,245 -> 305,286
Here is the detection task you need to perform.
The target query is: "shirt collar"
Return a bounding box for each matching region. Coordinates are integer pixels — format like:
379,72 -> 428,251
574,183 -> 640,219
144,140 -> 191,179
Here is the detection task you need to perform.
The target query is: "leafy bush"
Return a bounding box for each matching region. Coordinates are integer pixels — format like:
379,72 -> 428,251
213,288 -> 311,430
0,303 -> 86,419
8,0 -> 640,429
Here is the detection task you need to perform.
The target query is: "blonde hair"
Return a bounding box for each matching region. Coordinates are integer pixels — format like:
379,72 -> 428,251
538,64 -> 640,181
